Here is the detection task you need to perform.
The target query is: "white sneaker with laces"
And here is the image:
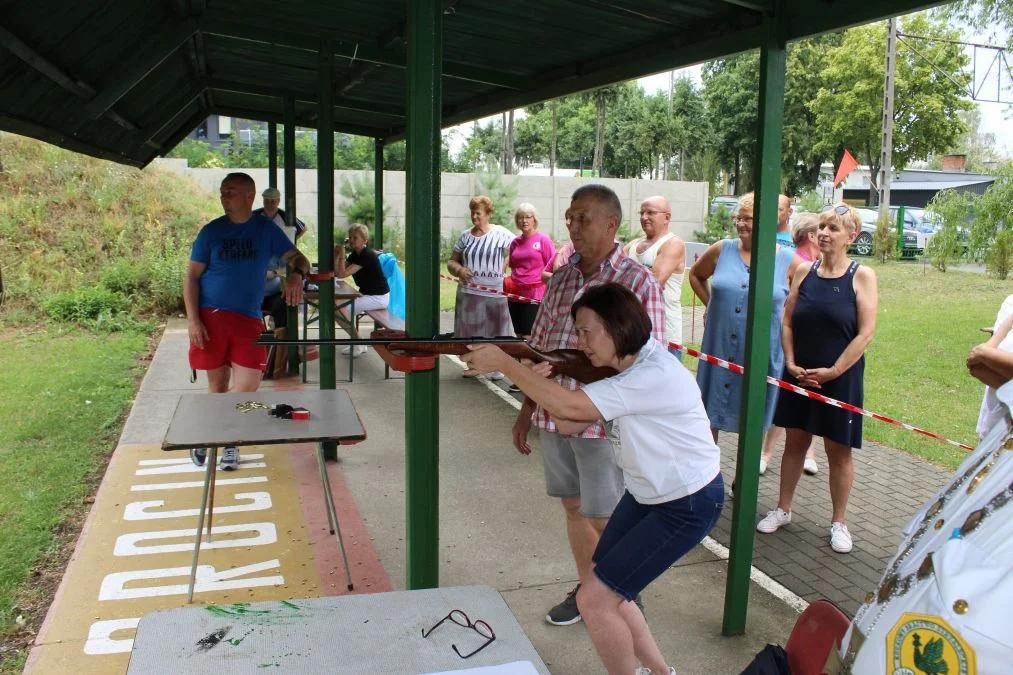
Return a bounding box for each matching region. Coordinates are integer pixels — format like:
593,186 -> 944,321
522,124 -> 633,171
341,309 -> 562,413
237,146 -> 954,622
803,457 -> 819,475
756,508 -> 791,533
830,522 -> 853,553
759,459 -> 768,475
488,371 -> 504,381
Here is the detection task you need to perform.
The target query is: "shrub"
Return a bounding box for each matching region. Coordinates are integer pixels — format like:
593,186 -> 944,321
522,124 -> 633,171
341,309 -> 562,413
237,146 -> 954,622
100,259 -> 148,296
338,173 -> 388,230
143,237 -> 190,313
873,213 -> 896,262
693,205 -> 735,244
925,189 -> 974,272
986,229 -> 1013,280
441,228 -> 461,262
43,286 -> 130,323
475,173 -> 520,230
795,190 -> 825,214
382,219 -> 406,261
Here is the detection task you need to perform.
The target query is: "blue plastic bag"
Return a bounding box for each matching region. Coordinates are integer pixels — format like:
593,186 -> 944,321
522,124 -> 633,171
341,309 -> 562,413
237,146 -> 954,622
378,252 -> 406,320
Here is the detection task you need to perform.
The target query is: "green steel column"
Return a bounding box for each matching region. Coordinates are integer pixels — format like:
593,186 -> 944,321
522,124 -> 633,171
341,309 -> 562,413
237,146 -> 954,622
722,7 -> 787,636
374,138 -> 385,250
405,0 -> 442,590
268,122 -> 278,188
318,41 -> 338,460
284,98 -> 299,373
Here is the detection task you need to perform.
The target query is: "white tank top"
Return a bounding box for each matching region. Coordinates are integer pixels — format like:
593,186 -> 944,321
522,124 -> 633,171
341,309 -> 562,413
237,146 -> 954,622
630,233 -> 682,345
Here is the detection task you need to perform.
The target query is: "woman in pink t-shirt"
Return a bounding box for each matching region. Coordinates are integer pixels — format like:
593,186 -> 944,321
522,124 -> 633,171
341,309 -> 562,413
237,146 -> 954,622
506,203 -> 555,338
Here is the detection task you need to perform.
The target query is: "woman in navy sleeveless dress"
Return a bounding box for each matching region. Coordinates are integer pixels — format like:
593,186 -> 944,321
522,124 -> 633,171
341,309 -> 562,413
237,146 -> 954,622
757,204 -> 879,554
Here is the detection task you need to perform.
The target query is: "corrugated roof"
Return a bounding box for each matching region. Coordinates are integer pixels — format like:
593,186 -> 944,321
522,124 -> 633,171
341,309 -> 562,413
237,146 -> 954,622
0,0 -> 938,167
892,179 -> 995,191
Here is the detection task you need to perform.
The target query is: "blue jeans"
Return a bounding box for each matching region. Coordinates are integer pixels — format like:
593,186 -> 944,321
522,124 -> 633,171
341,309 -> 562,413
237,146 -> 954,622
592,474 -> 724,600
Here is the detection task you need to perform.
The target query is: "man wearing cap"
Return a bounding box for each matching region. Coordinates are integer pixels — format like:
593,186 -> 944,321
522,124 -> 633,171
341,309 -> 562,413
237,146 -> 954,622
254,186 -> 306,244
255,186 -> 307,378
184,172 -> 311,470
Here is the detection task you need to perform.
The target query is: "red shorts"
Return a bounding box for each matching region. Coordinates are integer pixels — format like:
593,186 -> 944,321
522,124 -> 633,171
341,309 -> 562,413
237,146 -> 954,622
189,308 -> 267,372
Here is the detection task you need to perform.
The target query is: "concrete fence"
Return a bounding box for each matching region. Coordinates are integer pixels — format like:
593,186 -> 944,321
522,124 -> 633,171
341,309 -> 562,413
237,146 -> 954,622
154,159 -> 708,242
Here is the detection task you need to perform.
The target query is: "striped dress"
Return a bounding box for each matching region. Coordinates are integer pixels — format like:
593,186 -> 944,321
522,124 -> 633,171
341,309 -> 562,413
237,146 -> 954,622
452,225 -> 515,338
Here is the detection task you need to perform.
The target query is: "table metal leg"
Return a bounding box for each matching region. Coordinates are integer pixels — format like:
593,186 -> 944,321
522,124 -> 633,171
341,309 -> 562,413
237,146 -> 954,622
348,299 -> 355,383
302,300 -> 308,383
187,446 -> 217,603
317,443 -> 354,591
206,450 -> 218,543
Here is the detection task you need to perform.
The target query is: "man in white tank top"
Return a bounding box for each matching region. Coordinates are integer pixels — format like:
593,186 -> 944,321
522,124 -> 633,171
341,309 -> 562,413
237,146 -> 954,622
624,195 -> 685,360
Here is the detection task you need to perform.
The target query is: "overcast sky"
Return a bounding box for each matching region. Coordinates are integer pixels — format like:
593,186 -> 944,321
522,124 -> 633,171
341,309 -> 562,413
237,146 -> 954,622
449,36 -> 1013,161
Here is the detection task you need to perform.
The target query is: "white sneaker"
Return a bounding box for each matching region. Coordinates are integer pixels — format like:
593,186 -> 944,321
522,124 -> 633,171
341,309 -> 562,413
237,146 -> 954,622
341,345 -> 353,355
488,371 -> 504,381
634,668 -> 676,675
830,522 -> 853,553
219,446 -> 240,472
803,457 -> 819,475
342,345 -> 368,357
756,508 -> 791,533
759,459 -> 768,475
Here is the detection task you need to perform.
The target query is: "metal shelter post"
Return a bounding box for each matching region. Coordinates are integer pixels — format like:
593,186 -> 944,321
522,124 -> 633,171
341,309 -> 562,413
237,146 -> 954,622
404,0 -> 442,590
283,98 -> 299,373
318,42 -> 338,461
374,138 -> 385,250
268,122 -> 278,188
722,6 -> 787,636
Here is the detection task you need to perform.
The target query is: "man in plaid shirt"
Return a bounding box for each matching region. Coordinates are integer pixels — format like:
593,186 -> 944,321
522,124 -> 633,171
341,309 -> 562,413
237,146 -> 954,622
512,184 -> 665,626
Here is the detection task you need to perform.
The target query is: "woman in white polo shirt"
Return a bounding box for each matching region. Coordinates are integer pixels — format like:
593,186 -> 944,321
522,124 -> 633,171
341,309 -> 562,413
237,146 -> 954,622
462,282 -> 723,675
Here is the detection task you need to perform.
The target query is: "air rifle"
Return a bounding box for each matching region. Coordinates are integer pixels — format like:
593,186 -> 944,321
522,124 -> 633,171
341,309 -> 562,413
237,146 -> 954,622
257,330 -> 617,384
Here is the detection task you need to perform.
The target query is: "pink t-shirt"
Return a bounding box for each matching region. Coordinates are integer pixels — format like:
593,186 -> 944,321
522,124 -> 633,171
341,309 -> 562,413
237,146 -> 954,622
509,232 -> 555,298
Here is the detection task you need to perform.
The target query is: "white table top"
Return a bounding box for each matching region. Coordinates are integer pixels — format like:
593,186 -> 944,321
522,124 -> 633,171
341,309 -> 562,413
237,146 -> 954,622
162,390 -> 365,450
126,585 -> 549,674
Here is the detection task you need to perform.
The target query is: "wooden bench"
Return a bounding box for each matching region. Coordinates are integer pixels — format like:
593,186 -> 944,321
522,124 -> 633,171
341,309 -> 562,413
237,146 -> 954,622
358,308 -> 405,379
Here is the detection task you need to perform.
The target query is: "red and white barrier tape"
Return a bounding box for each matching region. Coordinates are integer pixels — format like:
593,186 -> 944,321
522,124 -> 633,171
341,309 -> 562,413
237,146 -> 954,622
439,273 -> 540,304
440,273 -> 975,452
673,342 -> 974,452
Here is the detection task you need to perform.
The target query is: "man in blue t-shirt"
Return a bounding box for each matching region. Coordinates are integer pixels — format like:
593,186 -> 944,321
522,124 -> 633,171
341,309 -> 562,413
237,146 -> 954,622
183,172 -> 311,470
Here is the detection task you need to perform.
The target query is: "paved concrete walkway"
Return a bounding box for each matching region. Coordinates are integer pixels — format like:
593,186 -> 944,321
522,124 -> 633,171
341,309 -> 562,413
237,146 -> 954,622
31,307 -> 960,673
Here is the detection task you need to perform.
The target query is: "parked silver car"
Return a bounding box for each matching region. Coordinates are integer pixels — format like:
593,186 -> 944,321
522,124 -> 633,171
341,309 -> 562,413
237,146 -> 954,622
853,208 -> 920,256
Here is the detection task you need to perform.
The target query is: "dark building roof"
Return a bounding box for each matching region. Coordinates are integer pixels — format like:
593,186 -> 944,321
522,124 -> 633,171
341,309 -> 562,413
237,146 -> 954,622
0,0 -> 937,168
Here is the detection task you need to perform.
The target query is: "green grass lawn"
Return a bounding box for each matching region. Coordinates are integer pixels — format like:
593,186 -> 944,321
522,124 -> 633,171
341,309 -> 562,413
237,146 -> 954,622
0,325 -> 149,669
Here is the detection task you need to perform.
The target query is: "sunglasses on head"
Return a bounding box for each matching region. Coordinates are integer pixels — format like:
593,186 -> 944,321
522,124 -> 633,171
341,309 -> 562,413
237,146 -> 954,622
831,205 -> 850,216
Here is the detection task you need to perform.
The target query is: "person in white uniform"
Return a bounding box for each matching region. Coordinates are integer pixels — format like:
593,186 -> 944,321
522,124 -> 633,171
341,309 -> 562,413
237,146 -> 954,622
831,334 -> 1013,674
463,282 -> 723,675
624,195 -> 685,360
975,294 -> 1013,438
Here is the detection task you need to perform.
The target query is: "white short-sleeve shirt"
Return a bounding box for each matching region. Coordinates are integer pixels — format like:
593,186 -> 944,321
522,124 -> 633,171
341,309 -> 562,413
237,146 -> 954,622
581,339 -> 721,504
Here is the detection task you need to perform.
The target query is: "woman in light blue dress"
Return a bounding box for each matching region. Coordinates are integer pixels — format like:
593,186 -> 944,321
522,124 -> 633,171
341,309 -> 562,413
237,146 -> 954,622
688,192 -> 802,441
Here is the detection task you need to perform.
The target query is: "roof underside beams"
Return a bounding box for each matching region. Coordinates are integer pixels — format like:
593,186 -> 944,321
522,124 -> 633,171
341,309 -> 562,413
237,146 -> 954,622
0,0 -> 943,167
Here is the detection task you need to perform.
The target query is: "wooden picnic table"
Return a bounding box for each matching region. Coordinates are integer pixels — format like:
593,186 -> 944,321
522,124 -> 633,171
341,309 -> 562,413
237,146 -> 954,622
303,280 -> 361,383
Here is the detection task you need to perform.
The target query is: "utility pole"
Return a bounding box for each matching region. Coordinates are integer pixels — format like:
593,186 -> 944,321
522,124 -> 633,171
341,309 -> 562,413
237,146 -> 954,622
877,17 -> 897,216
665,70 -> 673,180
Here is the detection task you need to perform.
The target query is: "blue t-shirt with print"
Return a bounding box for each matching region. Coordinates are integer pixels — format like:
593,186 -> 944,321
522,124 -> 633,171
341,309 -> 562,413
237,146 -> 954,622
190,214 -> 295,319
776,230 -> 795,248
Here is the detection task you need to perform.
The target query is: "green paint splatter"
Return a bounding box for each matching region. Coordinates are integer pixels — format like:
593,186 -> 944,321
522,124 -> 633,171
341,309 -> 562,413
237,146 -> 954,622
257,664 -> 280,669
279,600 -> 299,610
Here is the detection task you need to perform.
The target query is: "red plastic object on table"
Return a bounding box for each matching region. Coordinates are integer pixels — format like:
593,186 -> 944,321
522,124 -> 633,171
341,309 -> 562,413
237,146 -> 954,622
370,328 -> 439,373
307,270 -> 335,282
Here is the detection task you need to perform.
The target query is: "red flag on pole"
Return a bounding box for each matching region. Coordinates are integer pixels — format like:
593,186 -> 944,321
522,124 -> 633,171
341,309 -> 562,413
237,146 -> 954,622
833,149 -> 860,187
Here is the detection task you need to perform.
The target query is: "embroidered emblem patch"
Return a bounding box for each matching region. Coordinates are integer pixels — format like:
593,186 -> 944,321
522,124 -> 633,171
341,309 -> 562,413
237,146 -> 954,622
886,613 -> 975,675
533,241 -> 542,250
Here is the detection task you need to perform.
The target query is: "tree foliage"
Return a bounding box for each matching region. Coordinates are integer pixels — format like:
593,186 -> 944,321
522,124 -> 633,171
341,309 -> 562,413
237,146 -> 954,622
925,188 -> 974,271
812,15 -> 972,198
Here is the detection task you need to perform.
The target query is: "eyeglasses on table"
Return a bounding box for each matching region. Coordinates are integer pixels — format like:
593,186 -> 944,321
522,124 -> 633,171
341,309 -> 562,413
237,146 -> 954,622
422,608 -> 496,659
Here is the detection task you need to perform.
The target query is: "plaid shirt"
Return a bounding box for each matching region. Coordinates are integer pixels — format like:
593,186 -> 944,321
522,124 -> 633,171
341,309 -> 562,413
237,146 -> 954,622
529,244 -> 665,438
